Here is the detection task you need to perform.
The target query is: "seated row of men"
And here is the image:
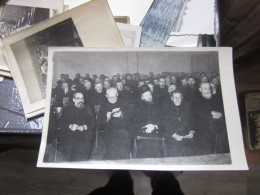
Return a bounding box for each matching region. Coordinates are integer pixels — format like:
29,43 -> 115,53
47,71 -> 229,162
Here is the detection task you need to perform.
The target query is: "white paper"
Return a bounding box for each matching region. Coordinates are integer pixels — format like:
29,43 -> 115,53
172,0 -> 215,35
108,0 -> 154,26
116,23 -> 142,47
166,35 -> 199,47
65,0 -> 154,26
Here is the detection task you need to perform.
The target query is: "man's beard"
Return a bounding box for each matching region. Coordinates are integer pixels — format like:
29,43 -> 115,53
76,102 -> 85,109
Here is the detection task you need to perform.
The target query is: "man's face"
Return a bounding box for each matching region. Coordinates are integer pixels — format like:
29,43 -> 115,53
159,78 -> 166,88
171,93 -> 183,106
171,76 -> 176,83
84,80 -> 91,90
165,79 -> 171,87
149,72 -> 154,77
62,83 -> 69,90
73,93 -> 84,109
103,80 -> 110,89
126,75 -> 131,80
116,82 -> 124,91
112,76 -> 117,82
79,77 -> 84,84
181,79 -> 188,87
200,83 -> 212,99
106,90 -> 118,104
95,83 -> 103,93
212,78 -> 219,85
168,85 -> 176,94
201,76 -> 208,82
188,78 -> 195,87
85,74 -> 90,78
153,79 -> 159,86
62,97 -> 70,107
141,91 -> 153,103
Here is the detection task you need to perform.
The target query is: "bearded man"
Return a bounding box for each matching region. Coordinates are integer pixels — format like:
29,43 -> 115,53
58,92 -> 96,161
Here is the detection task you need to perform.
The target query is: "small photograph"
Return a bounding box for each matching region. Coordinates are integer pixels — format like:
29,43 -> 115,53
10,18 -> 83,104
245,92 -> 260,149
0,4 -> 50,39
37,48 -> 248,170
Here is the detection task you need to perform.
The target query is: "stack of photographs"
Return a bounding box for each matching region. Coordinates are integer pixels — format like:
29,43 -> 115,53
37,47 -> 248,170
1,0 -> 124,118
0,0 -> 64,77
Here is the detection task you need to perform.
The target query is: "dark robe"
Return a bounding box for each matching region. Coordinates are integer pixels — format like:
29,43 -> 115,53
153,86 -> 168,105
56,105 -> 96,161
55,88 -> 73,104
97,98 -> 132,160
92,90 -> 106,106
163,101 -> 197,157
192,95 -> 229,155
134,100 -> 164,158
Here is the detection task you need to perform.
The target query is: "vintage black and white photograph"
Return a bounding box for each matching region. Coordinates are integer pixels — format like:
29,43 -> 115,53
1,0 -> 124,118
37,47 -> 248,170
0,0 -> 63,74
116,23 -> 142,47
0,4 -> 50,39
10,18 -> 83,103
245,92 -> 260,149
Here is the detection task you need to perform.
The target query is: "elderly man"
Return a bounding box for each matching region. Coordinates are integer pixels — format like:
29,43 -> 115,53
97,87 -> 132,160
58,92 -> 96,161
164,90 -> 196,157
134,85 -> 163,158
192,82 -> 229,154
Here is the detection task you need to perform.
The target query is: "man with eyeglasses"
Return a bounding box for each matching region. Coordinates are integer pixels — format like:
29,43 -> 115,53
58,92 -> 96,161
97,87 -> 132,160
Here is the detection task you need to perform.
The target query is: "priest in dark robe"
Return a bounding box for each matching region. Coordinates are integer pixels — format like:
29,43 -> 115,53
57,92 -> 96,161
97,87 -> 132,160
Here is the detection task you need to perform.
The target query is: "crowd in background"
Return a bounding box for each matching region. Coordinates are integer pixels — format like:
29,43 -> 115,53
51,71 -> 221,108
46,70 -> 229,161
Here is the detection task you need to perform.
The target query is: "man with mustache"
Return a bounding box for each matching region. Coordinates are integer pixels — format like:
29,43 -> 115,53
58,92 -> 96,161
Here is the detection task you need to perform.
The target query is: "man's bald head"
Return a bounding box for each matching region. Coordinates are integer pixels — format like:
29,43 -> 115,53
106,87 -> 118,104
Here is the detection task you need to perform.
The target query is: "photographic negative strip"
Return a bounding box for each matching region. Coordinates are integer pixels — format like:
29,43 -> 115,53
37,47 -> 248,170
2,0 -> 124,118
0,0 -> 64,76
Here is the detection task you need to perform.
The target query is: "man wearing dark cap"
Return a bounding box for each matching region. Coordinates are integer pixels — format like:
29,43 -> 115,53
134,85 -> 164,158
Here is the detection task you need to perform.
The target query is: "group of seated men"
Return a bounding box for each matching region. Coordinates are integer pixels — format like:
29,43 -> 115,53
46,71 -> 230,162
